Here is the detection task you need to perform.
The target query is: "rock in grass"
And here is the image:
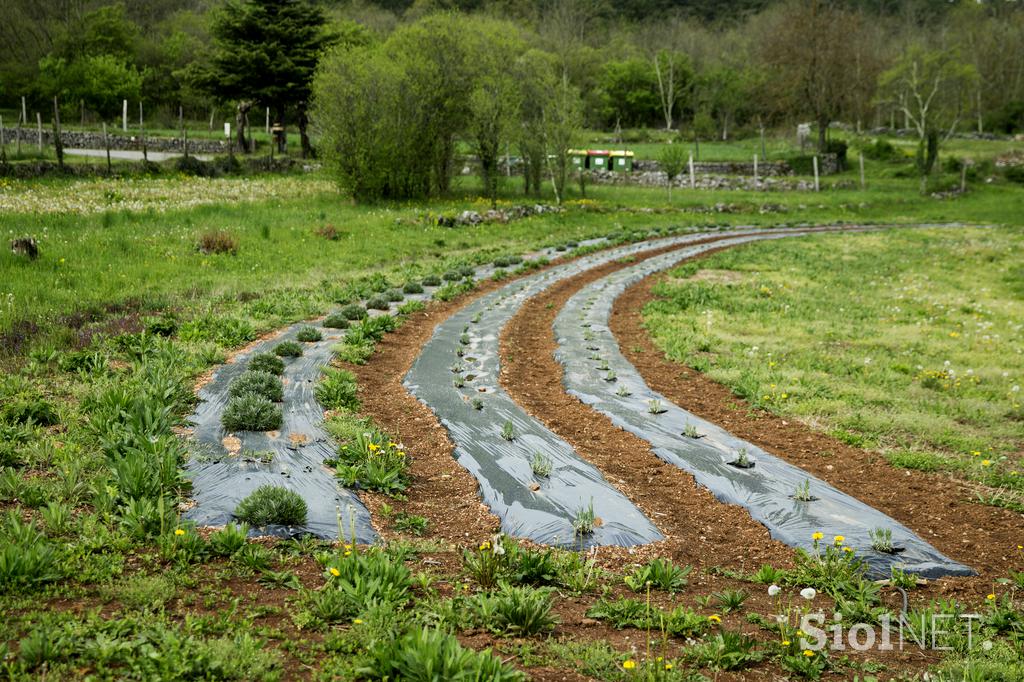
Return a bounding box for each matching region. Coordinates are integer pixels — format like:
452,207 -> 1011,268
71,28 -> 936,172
249,353 -> 285,375
229,370 -> 284,402
274,341 -> 303,357
234,485 -> 307,527
222,392 -> 283,432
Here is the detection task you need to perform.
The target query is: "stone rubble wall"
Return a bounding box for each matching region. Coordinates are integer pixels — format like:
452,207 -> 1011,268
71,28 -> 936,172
0,127 -> 228,154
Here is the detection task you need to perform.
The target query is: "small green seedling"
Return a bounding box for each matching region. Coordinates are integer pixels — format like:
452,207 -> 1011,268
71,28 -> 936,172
616,385 -> 632,397
530,453 -> 553,478
573,500 -> 596,536
501,420 -> 515,441
793,479 -> 814,502
648,399 -> 666,414
870,527 -> 895,553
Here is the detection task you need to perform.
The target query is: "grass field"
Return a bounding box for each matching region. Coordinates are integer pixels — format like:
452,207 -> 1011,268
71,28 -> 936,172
644,227 -> 1024,498
3,150 -> 1023,357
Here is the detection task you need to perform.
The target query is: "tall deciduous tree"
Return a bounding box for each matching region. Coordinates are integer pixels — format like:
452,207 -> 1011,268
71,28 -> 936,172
879,44 -> 977,181
760,0 -> 882,151
201,0 -> 333,157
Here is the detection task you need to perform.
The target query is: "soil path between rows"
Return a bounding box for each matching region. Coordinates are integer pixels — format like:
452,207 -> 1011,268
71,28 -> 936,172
342,232 -> 966,679
498,234 -> 1018,606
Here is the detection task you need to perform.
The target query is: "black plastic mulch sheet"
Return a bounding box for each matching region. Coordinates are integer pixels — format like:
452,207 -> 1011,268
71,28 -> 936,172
185,323 -> 377,541
553,230 -> 975,578
404,229 -> 788,547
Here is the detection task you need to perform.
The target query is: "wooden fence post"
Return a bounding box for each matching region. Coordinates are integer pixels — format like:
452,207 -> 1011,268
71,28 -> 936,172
103,122 -> 111,173
688,154 -> 695,189
52,96 -> 64,170
36,112 -> 43,151
859,153 -> 865,190
812,155 -> 820,192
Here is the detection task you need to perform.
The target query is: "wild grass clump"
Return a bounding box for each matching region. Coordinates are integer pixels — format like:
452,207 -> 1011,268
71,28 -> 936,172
234,485 -> 307,527
315,368 -> 359,411
362,628 -> 524,681
0,511 -> 62,591
623,557 -> 692,593
334,429 -> 409,495
323,313 -> 350,329
340,304 -> 367,321
229,370 -> 284,402
221,393 -> 283,432
249,353 -> 285,375
197,230 -> 239,255
296,326 -> 322,342
273,341 -> 303,357
209,522 -> 250,556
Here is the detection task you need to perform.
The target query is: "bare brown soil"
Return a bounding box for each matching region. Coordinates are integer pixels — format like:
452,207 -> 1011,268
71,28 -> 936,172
610,266 -> 1024,604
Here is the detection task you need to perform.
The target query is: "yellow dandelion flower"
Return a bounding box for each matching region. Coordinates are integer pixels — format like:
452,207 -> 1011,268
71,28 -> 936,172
708,614 -> 721,623
812,531 -> 824,541
803,650 -> 814,657
622,660 -> 636,670
174,528 -> 185,536
344,550 -> 351,557
479,541 -> 491,551
353,618 -> 363,624
782,640 -> 791,646
833,535 -> 845,545
664,663 -> 673,670
330,567 -> 340,577
981,460 -> 992,467
843,546 -> 854,553
987,593 -> 996,601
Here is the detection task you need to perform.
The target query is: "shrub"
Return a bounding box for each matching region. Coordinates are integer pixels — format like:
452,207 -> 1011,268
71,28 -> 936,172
221,393 -> 283,432
322,313 -> 350,329
457,265 -> 475,278
421,275 -> 441,287
315,224 -> 341,240
249,353 -> 285,375
296,326 -> 322,342
234,485 -> 308,527
273,341 -> 303,357
315,368 -> 359,411
366,296 -> 390,311
340,304 -> 368,321
384,288 -> 404,302
402,281 -> 424,294
229,371 -> 284,402
442,270 -> 462,282
1005,165 -> 1024,185
197,230 -> 238,255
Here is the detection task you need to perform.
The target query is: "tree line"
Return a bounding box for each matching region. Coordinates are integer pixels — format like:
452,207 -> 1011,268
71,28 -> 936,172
1,0 -> 1021,194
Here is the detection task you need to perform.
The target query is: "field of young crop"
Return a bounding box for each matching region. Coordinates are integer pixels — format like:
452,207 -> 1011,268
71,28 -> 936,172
1,142 -> 1022,681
